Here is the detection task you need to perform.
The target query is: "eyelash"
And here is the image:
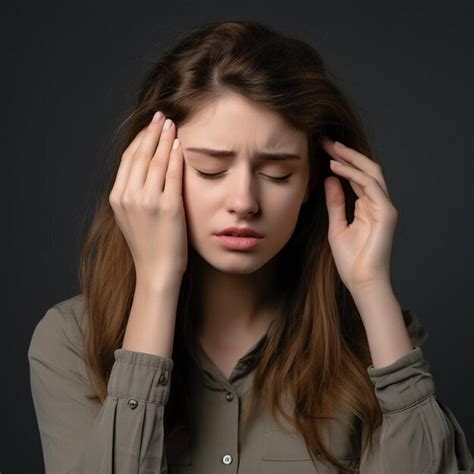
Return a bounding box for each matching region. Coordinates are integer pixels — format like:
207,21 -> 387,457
196,170 -> 293,182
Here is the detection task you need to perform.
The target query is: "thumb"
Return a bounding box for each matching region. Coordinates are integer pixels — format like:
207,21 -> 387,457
324,176 -> 347,237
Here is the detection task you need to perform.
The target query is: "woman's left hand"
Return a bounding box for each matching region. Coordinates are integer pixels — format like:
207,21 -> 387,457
321,137 -> 399,293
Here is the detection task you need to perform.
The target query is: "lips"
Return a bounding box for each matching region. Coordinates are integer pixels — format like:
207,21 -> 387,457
215,227 -> 263,238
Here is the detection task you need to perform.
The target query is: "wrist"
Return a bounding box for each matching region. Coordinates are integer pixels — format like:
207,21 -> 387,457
349,276 -> 393,299
135,272 -> 183,295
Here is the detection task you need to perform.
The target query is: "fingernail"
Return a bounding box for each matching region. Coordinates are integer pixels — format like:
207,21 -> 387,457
163,118 -> 173,130
152,111 -> 163,122
334,140 -> 345,148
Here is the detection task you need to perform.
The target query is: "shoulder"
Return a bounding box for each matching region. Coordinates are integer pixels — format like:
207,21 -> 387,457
28,293 -> 87,362
401,307 -> 428,347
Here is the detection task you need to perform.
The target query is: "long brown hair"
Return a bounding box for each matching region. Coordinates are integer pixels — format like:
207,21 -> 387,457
78,19 -> 392,472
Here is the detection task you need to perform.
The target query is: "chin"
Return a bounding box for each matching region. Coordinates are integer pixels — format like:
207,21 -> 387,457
193,245 -> 271,273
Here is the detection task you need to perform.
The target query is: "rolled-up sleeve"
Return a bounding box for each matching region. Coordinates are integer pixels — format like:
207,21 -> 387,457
28,305 -> 173,474
360,345 -> 473,473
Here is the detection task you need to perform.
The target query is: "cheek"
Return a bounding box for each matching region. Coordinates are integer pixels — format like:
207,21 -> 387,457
262,179 -> 307,231
182,168 -> 215,207
265,193 -> 302,226
182,172 -> 217,236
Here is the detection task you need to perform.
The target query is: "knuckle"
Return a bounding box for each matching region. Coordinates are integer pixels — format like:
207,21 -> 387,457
121,149 -> 134,162
133,148 -> 147,161
149,156 -> 163,169
385,206 -> 398,219
108,192 -> 119,208
156,138 -> 173,154
159,199 -> 178,215
141,195 -> 159,213
371,165 -> 382,177
121,192 -> 136,208
162,128 -> 176,143
166,168 -> 178,180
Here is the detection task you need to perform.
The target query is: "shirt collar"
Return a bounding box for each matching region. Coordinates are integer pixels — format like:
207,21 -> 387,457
184,321 -> 272,391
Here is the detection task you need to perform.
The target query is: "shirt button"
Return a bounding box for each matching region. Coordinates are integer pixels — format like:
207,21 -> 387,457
225,392 -> 233,402
158,373 -> 168,385
127,399 -> 138,409
222,454 -> 233,465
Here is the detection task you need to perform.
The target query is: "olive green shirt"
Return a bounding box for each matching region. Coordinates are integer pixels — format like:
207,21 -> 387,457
28,294 -> 473,473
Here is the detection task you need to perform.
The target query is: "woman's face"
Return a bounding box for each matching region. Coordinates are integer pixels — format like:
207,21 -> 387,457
176,92 -> 310,274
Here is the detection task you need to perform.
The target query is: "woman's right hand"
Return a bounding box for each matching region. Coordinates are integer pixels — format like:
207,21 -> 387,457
109,112 -> 188,288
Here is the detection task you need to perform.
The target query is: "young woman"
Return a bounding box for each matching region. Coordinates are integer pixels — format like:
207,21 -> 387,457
28,19 -> 472,473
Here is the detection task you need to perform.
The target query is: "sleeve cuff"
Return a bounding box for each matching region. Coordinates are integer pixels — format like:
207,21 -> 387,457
367,346 -> 435,413
107,348 -> 174,405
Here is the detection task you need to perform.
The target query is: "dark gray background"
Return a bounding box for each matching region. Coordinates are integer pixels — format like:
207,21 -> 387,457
3,1 -> 473,472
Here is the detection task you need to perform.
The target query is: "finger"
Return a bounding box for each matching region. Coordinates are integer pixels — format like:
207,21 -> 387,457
333,160 -> 364,199
150,117 -> 177,180
143,119 -> 178,198
162,138 -> 184,198
110,127 -> 148,200
322,137 -> 364,197
127,113 -> 167,192
325,176 -> 348,236
127,126 -> 149,156
322,137 -> 389,197
329,160 -> 391,206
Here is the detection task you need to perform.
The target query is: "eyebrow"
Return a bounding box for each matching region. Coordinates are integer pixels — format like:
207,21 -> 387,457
184,147 -> 301,161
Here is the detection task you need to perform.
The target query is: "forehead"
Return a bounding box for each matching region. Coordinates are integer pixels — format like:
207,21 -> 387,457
177,93 -> 307,154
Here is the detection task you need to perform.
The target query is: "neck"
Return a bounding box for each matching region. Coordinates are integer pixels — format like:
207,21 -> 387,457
188,249 -> 282,347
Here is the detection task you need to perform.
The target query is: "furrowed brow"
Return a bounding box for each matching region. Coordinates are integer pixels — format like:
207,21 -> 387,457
185,147 -> 301,161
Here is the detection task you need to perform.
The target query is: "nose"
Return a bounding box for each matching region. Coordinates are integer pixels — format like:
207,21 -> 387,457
224,167 -> 260,217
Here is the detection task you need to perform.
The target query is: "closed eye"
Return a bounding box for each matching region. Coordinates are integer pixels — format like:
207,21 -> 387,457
196,170 -> 292,182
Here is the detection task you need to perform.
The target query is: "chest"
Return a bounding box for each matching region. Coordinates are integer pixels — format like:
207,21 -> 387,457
165,370 -> 361,473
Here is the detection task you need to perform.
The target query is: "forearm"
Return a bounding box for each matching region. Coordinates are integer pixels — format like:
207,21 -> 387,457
351,282 -> 414,369
121,276 -> 182,358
